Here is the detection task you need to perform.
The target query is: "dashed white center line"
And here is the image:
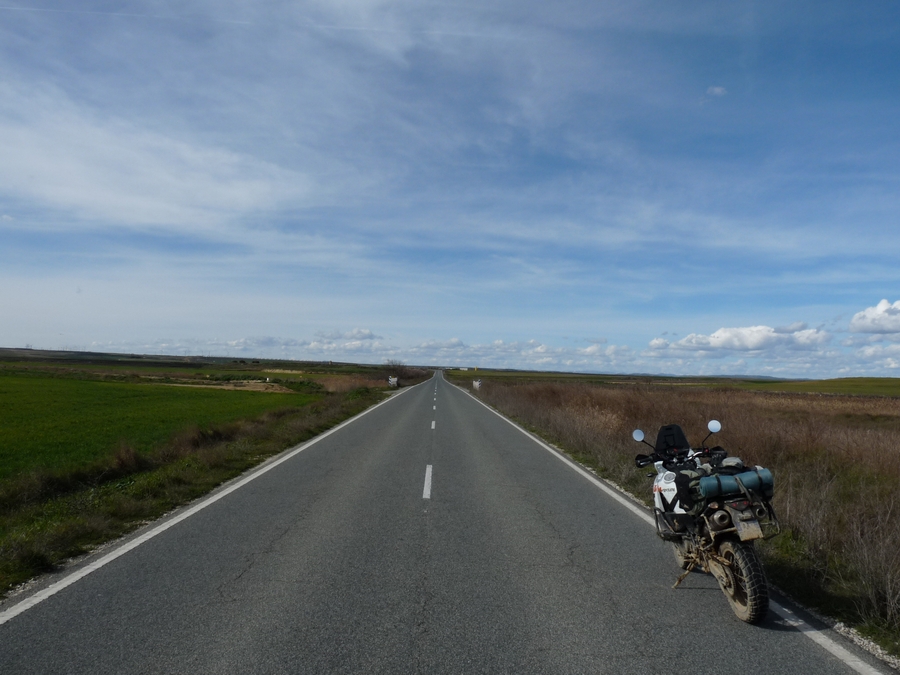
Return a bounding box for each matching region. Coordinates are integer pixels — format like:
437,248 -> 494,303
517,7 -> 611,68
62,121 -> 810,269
423,465 -> 433,499
431,420 -> 435,429
433,405 -> 436,410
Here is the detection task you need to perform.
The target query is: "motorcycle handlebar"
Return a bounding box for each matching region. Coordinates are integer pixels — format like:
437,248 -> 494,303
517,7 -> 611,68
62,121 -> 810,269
634,453 -> 658,468
635,445 -> 728,470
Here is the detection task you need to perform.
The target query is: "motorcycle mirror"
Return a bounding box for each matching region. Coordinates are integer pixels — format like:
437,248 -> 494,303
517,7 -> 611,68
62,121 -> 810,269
701,419 -> 722,446
632,429 -> 656,450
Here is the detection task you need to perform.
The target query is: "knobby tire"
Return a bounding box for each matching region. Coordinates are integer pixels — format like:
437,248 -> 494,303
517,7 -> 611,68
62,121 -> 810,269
716,539 -> 769,624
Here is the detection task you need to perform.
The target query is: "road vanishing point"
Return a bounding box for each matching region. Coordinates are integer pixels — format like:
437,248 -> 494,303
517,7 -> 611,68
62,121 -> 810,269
0,372 -> 890,674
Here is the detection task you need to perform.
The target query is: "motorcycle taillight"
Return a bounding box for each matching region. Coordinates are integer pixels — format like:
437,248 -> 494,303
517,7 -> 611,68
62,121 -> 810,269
726,499 -> 750,511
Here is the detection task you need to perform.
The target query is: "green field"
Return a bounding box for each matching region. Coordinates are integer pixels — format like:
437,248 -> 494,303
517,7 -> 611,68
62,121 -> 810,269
0,373 -> 317,482
735,377 -> 900,396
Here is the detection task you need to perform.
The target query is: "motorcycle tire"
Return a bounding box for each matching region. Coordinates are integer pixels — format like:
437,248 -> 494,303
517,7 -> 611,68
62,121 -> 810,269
715,540 -> 769,624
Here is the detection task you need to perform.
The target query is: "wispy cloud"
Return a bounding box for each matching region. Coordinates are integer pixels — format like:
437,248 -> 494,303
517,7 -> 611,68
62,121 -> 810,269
0,81 -> 312,231
315,329 -> 382,341
0,5 -> 252,25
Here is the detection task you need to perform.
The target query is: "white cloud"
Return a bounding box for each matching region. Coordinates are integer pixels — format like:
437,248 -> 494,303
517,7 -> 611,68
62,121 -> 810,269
849,299 -> 900,334
774,321 -> 807,333
413,338 -> 467,351
706,86 -> 727,96
858,343 -> 900,358
650,325 -> 831,353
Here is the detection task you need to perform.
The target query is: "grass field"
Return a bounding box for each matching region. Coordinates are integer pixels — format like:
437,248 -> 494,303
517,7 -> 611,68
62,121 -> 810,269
0,349 -> 432,597
735,377 -> 900,397
0,373 -> 317,482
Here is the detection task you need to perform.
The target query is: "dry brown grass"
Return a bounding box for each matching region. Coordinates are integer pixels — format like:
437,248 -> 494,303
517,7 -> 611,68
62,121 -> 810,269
473,380 -> 900,637
308,364 -> 430,392
315,375 -> 389,393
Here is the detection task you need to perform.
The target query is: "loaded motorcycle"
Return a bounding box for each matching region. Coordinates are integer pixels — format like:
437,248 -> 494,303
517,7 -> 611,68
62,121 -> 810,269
632,420 -> 779,623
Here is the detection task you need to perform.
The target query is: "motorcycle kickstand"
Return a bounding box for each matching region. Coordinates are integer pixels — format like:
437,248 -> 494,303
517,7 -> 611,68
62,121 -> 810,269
673,559 -> 700,589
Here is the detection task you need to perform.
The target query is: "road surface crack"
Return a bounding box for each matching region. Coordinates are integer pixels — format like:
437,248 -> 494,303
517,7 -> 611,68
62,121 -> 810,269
214,522 -> 296,602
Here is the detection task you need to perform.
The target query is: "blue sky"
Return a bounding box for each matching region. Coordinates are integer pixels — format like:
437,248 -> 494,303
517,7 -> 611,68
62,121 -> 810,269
2,1 -> 899,377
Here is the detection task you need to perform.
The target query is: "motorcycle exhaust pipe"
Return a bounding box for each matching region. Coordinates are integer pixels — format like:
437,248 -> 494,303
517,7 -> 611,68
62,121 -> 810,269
711,510 -> 731,528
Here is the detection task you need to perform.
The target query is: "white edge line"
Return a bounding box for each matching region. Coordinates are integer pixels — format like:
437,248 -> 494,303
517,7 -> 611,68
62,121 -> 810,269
768,601 -> 884,675
423,464 -> 433,499
455,384 -> 887,675
0,384 -> 420,626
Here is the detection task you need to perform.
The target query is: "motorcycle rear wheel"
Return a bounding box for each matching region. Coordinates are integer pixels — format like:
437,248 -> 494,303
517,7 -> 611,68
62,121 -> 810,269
715,540 -> 769,624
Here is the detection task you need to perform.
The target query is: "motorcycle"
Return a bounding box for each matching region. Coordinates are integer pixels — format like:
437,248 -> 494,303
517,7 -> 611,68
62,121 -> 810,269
632,420 -> 780,624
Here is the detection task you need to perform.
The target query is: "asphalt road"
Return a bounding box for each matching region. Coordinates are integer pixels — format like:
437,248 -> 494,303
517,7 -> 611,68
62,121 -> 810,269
0,372 -> 890,674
